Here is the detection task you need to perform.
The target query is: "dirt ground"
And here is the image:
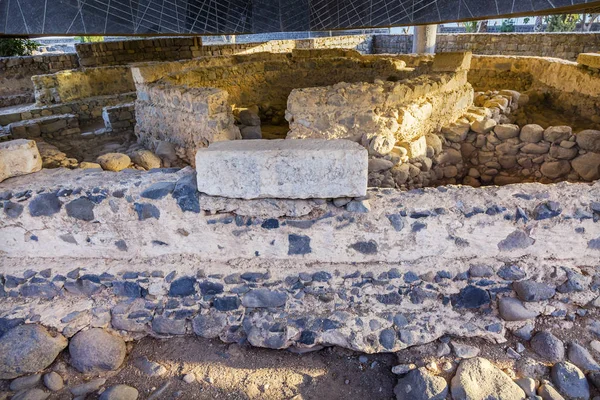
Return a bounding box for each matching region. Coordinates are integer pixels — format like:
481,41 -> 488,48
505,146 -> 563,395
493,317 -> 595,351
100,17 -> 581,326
21,336 -> 398,400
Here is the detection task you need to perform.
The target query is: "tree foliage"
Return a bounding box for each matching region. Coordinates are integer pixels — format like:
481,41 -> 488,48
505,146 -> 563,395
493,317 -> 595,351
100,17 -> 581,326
75,36 -> 104,43
544,14 -> 579,32
500,18 -> 516,32
0,38 -> 40,57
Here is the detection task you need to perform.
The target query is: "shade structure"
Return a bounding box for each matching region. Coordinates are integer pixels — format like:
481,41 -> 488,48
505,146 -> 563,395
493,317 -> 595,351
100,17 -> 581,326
1,0 -> 600,36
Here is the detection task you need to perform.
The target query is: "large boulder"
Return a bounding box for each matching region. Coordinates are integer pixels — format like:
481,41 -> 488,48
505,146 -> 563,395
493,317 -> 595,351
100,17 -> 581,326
0,139 -> 42,183
576,130 -> 600,152
394,368 -> 448,400
0,324 -> 68,379
551,361 -> 590,400
572,153 -> 600,181
69,328 -> 126,373
96,153 -> 131,172
131,149 -> 161,170
450,357 -> 526,400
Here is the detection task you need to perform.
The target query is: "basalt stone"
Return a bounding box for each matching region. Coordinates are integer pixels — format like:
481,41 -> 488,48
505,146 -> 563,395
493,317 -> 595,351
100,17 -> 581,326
240,272 -> 267,282
140,181 -> 175,199
568,342 -> 600,372
395,368 -> 448,400
533,201 -> 562,220
387,213 -> 404,231
29,193 -> 61,217
134,203 -> 160,220
69,328 -> 126,373
65,197 -> 95,221
10,374 -> 42,391
551,361 -> 590,400
11,388 -> 49,400
20,283 -> 59,300
498,230 -> 535,251
312,271 -> 332,282
0,324 -> 68,379
213,296 -> 241,311
197,281 -> 223,296
514,280 -> 556,301
261,218 -> 279,229
3,201 -> 23,218
498,297 -> 538,321
168,277 -> 196,297
452,285 -> 490,309
152,316 -> 186,335
192,313 -> 227,338
379,329 -> 396,350
242,289 -> 287,308
112,281 -> 142,298
64,279 -> 102,296
172,174 -> 200,213
531,331 -> 565,363
497,265 -> 526,281
350,240 -> 378,254
288,234 -> 311,255
557,269 -> 590,293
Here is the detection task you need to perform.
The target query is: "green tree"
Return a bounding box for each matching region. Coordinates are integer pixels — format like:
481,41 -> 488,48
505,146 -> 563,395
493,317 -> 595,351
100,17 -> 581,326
461,21 -> 478,33
500,19 -> 516,32
544,14 -> 579,32
75,36 -> 104,43
0,38 -> 40,57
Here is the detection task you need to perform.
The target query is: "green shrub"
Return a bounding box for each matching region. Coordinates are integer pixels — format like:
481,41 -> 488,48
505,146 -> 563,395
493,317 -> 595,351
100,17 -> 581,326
0,38 -> 40,57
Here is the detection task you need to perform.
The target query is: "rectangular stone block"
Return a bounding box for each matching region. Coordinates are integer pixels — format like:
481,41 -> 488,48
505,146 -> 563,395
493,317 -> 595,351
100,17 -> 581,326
432,51 -> 472,72
0,139 -> 42,183
577,53 -> 600,69
195,139 -> 367,199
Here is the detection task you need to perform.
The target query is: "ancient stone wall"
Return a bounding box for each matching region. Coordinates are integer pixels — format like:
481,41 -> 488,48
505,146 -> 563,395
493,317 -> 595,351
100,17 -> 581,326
1,168 -> 600,352
133,51 -> 411,164
75,35 -> 372,67
76,37 -> 204,67
468,55 -> 600,122
31,66 -> 135,106
0,53 -> 79,107
286,53 -> 474,157
373,33 -> 600,61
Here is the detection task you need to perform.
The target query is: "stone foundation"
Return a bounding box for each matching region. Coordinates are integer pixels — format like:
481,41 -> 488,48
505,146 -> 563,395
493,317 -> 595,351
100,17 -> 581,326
1,168 -> 600,353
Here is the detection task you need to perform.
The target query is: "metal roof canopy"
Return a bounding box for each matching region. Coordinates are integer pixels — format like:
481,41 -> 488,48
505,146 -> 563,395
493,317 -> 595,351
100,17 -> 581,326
1,0 -> 600,36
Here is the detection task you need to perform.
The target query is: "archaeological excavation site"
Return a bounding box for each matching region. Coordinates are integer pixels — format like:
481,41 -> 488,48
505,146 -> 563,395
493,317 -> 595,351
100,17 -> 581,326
2,1 -> 600,399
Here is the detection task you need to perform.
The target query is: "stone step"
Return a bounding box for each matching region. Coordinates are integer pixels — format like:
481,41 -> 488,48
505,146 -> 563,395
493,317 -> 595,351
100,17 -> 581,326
7,113 -> 80,140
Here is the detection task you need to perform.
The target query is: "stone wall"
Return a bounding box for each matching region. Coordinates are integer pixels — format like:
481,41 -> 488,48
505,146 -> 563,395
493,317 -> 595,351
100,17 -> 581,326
0,53 -> 79,107
31,66 -> 135,106
286,53 -> 474,157
0,93 -> 137,128
133,51 -> 412,164
373,33 -> 600,61
1,168 -> 600,352
76,37 -> 203,67
468,55 -> 600,122
75,35 -> 372,67
135,84 -> 240,164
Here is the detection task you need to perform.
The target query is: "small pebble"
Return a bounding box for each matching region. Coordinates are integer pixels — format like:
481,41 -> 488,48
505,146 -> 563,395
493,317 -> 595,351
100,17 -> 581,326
183,373 -> 195,384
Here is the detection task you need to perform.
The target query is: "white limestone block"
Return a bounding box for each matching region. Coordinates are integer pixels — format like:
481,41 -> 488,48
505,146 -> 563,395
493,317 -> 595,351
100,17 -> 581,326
195,139 -> 367,199
0,139 -> 42,183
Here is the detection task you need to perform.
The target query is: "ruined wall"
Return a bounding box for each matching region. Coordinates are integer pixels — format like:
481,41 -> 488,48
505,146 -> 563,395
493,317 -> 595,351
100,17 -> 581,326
1,168 -> 600,352
76,37 -> 204,67
31,66 -> 135,106
0,53 -> 79,107
468,55 -> 600,121
373,33 -> 600,61
75,35 -> 372,67
133,51 -> 412,164
135,84 -> 240,164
